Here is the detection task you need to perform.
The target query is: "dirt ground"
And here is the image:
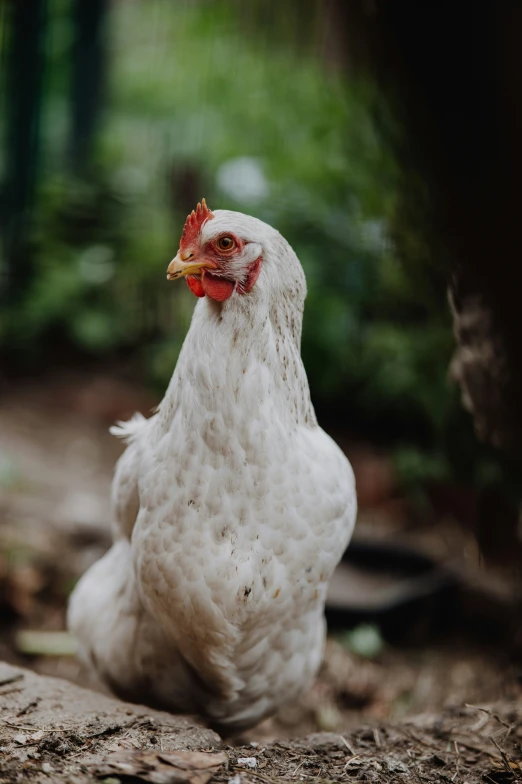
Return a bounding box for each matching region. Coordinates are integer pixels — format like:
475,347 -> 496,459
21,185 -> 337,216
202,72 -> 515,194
1,375 -> 522,783
2,661 -> 522,784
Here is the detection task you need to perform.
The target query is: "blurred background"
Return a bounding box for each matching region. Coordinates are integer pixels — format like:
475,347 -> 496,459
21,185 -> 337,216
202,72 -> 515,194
1,0 -> 521,738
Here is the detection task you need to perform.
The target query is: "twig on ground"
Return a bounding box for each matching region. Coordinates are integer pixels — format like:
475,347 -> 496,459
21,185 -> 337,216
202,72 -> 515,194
465,704 -> 514,737
490,736 -> 519,780
339,735 -> 356,755
290,758 -> 305,777
342,755 -> 360,773
17,699 -> 40,717
452,740 -> 460,782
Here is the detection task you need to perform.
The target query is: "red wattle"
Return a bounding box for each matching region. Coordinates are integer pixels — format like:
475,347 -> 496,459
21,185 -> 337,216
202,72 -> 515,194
186,276 -> 205,297
201,272 -> 235,302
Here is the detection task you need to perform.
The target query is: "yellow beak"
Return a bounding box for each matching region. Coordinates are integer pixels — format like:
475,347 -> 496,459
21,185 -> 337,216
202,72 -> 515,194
166,252 -> 217,281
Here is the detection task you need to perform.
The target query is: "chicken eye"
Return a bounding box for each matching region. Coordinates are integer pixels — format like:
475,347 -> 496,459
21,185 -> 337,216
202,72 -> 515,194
216,235 -> 236,252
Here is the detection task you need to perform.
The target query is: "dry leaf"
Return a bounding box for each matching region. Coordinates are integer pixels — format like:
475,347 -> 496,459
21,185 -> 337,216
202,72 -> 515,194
91,749 -> 227,784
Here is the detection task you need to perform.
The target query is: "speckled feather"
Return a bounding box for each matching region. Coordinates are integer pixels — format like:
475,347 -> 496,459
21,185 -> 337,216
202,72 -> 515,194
68,210 -> 357,731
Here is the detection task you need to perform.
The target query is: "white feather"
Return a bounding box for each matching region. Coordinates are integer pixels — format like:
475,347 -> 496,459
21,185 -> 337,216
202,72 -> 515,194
109,412 -> 147,442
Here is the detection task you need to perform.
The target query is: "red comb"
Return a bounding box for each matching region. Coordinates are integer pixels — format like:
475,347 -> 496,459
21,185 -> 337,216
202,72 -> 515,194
180,198 -> 214,250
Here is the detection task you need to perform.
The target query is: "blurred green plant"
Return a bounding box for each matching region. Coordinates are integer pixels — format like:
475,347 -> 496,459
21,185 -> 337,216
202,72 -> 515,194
0,0 -> 497,497
339,624 -> 385,659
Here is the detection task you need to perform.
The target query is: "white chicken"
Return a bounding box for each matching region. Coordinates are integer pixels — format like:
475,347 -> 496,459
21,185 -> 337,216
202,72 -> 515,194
68,200 -> 357,732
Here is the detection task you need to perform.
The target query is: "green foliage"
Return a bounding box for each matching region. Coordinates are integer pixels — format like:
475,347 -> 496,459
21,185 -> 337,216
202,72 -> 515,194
339,624 -> 385,659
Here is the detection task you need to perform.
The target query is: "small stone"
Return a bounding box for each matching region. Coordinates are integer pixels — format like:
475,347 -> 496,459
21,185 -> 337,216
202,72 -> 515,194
237,757 -> 257,768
